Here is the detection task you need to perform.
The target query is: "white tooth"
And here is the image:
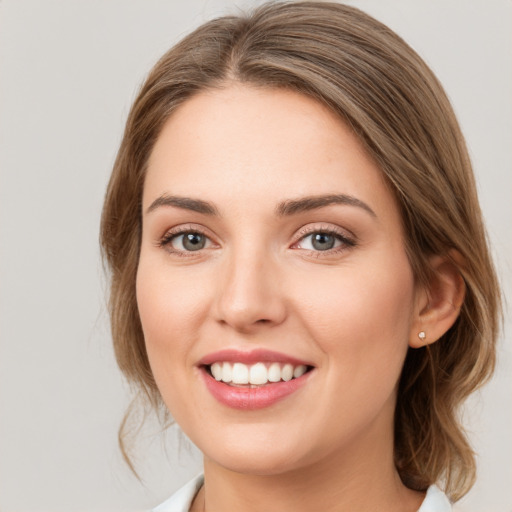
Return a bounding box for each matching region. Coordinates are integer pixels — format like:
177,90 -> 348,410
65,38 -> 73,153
221,362 -> 232,383
249,363 -> 268,385
211,362 -> 222,381
293,365 -> 307,378
232,363 -> 249,384
268,362 -> 281,382
282,364 -> 293,382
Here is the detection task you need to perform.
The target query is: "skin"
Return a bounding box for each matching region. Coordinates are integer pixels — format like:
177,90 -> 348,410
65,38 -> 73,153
137,85 -> 462,511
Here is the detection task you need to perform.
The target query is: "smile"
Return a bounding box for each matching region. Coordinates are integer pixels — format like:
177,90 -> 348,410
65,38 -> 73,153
199,349 -> 314,410
208,362 -> 309,386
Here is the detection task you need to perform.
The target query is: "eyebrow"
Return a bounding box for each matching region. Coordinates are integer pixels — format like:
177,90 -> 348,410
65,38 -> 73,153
276,194 -> 376,217
146,194 -> 219,216
145,193 -> 376,218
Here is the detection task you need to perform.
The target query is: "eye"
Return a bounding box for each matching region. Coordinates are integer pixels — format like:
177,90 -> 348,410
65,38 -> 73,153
293,228 -> 356,253
298,232 -> 342,251
173,232 -> 208,251
305,233 -> 341,251
159,229 -> 212,253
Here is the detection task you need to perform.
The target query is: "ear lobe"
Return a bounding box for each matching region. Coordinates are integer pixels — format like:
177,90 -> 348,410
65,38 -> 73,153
410,253 -> 466,348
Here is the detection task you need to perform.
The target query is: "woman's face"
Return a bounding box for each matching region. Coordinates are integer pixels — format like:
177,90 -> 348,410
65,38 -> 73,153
137,85 -> 421,475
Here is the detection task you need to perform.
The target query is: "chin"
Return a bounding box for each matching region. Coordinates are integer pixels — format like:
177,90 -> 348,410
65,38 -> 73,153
202,428 -> 331,479
209,450 -> 304,477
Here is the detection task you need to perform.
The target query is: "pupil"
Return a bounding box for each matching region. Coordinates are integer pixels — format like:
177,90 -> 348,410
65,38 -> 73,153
183,233 -> 205,251
312,233 -> 335,251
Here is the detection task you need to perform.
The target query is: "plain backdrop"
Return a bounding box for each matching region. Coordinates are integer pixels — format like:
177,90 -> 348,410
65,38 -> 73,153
0,1 -> 510,511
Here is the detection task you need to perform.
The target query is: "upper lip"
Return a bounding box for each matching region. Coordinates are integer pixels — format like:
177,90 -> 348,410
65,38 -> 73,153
198,349 -> 313,367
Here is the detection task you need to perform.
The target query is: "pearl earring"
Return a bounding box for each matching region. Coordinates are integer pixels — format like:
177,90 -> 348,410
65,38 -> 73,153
418,331 -> 426,341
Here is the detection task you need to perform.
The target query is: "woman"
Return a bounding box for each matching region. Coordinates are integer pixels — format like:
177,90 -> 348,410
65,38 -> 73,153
100,2 -> 500,511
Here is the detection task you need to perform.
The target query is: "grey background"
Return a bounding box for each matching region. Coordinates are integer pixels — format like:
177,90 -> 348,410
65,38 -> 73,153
0,1 -> 510,511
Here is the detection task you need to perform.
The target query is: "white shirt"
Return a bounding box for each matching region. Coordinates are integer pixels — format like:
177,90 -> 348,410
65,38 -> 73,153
151,474 -> 453,512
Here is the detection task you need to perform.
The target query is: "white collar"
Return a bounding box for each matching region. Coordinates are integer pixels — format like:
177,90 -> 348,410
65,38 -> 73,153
151,475 -> 453,512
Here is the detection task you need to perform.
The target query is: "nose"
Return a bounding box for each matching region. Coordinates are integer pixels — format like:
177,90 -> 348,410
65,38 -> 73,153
214,248 -> 287,334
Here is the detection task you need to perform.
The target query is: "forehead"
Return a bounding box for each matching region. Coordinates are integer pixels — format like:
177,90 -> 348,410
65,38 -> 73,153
144,84 -> 397,220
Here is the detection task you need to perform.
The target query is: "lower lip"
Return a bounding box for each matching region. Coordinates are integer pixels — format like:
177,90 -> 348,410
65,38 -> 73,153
201,368 -> 312,410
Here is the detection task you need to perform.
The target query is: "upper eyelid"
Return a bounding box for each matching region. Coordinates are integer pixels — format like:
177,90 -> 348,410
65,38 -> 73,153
294,223 -> 356,241
161,223 -> 211,238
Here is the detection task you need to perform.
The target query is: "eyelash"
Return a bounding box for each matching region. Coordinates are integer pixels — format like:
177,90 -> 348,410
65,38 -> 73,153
157,224 -> 357,257
293,225 -> 356,256
157,225 -> 212,257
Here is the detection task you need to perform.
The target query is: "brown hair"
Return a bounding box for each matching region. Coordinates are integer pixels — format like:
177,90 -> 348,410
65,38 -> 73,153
100,1 -> 500,500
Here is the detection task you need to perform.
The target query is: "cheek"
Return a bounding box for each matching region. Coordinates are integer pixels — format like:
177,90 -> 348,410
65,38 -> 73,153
135,258 -> 210,392
135,260 -> 210,425
137,260 -> 207,342
295,255 -> 416,376
288,256 -> 416,443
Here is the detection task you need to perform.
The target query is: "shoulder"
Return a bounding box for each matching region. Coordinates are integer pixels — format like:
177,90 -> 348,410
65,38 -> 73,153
417,485 -> 453,512
150,474 -> 204,512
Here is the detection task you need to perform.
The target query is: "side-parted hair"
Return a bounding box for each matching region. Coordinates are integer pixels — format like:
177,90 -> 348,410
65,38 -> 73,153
100,1 -> 500,500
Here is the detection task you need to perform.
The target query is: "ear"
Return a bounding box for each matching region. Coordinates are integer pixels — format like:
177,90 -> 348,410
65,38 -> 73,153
409,252 -> 466,348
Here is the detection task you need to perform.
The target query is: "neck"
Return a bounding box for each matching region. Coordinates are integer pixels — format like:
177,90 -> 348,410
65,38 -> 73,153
192,418 -> 424,512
